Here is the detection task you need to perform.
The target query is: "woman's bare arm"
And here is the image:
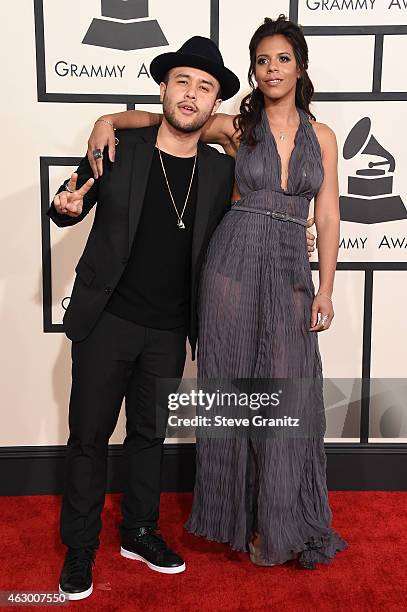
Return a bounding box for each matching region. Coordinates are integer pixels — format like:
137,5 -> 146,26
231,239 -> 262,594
200,113 -> 240,157
109,110 -> 162,129
87,111 -> 162,177
309,122 -> 340,332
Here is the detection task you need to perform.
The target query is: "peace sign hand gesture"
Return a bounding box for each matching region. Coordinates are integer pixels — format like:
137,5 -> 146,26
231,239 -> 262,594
53,173 -> 95,218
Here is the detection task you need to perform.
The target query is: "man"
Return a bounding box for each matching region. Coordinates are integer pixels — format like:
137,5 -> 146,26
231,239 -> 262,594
47,36 -> 239,601
47,37 -> 315,600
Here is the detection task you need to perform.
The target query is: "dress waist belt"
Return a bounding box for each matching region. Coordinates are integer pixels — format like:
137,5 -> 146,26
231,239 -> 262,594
230,203 -> 307,227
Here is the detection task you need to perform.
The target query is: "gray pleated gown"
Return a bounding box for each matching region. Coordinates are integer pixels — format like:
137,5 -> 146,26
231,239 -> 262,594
184,107 -> 348,569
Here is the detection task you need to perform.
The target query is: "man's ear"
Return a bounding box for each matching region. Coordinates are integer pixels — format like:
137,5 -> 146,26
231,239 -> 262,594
159,82 -> 167,103
211,98 -> 223,115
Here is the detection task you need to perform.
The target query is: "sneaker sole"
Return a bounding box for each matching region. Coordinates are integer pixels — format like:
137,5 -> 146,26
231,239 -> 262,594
58,584 -> 93,600
120,546 -> 186,574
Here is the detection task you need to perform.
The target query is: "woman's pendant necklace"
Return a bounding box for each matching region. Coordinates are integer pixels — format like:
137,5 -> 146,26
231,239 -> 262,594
279,133 -> 286,142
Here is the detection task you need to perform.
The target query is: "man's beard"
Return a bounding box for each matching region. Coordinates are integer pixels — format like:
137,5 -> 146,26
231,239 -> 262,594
162,96 -> 212,133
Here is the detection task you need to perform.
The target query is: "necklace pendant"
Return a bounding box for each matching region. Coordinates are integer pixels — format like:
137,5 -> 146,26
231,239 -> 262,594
177,219 -> 185,229
279,133 -> 285,142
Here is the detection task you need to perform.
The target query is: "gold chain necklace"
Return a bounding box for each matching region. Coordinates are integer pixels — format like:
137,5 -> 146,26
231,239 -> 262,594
157,145 -> 197,229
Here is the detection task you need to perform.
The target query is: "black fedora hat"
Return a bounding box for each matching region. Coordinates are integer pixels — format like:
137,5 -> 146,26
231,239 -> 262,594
150,36 -> 240,100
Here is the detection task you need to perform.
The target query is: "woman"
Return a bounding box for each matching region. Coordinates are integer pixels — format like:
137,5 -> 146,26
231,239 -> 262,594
88,15 -> 347,569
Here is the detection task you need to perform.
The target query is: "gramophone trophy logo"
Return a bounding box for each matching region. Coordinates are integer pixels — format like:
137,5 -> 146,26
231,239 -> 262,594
339,118 -> 407,225
82,0 -> 168,51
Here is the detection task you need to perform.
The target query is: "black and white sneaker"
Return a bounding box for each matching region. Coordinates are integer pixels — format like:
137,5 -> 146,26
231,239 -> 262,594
58,546 -> 96,600
121,527 -> 186,574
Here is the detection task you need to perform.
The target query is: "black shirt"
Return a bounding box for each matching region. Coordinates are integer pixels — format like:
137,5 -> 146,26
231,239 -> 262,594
105,147 -> 198,329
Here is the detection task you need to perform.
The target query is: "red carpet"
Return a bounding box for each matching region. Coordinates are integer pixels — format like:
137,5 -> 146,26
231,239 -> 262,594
0,492 -> 406,611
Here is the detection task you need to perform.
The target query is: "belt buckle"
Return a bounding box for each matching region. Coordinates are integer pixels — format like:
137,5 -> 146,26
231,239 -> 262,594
272,211 -> 288,221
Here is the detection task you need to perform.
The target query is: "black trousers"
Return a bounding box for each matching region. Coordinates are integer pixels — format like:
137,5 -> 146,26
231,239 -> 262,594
59,309 -> 187,550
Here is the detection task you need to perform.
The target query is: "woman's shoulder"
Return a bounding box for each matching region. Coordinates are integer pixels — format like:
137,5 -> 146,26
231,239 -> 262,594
306,115 -> 337,153
305,113 -> 336,138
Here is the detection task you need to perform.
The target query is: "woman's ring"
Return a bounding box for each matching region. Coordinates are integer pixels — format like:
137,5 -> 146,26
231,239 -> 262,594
92,149 -> 102,160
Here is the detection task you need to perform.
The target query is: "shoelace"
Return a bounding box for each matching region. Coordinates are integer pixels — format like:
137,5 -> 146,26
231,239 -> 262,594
66,547 -> 96,578
137,529 -> 169,553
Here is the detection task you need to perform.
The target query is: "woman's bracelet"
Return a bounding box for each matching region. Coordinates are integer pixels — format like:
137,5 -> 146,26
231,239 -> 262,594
317,292 -> 333,302
95,118 -> 115,130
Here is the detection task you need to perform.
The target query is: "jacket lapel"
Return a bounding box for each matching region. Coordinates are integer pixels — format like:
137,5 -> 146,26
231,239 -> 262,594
128,125 -> 159,254
191,141 -> 214,269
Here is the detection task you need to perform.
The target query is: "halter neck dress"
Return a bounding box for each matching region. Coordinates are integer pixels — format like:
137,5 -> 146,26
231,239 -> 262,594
184,107 -> 348,568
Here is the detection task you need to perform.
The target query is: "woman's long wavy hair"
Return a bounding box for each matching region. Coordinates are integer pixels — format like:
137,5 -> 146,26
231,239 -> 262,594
234,15 -> 316,147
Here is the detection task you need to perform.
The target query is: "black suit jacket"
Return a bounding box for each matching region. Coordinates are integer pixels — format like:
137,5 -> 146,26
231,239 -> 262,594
46,125 -> 235,360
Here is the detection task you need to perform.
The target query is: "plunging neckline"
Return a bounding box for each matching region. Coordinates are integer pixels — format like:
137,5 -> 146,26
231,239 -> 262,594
263,108 -> 303,194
